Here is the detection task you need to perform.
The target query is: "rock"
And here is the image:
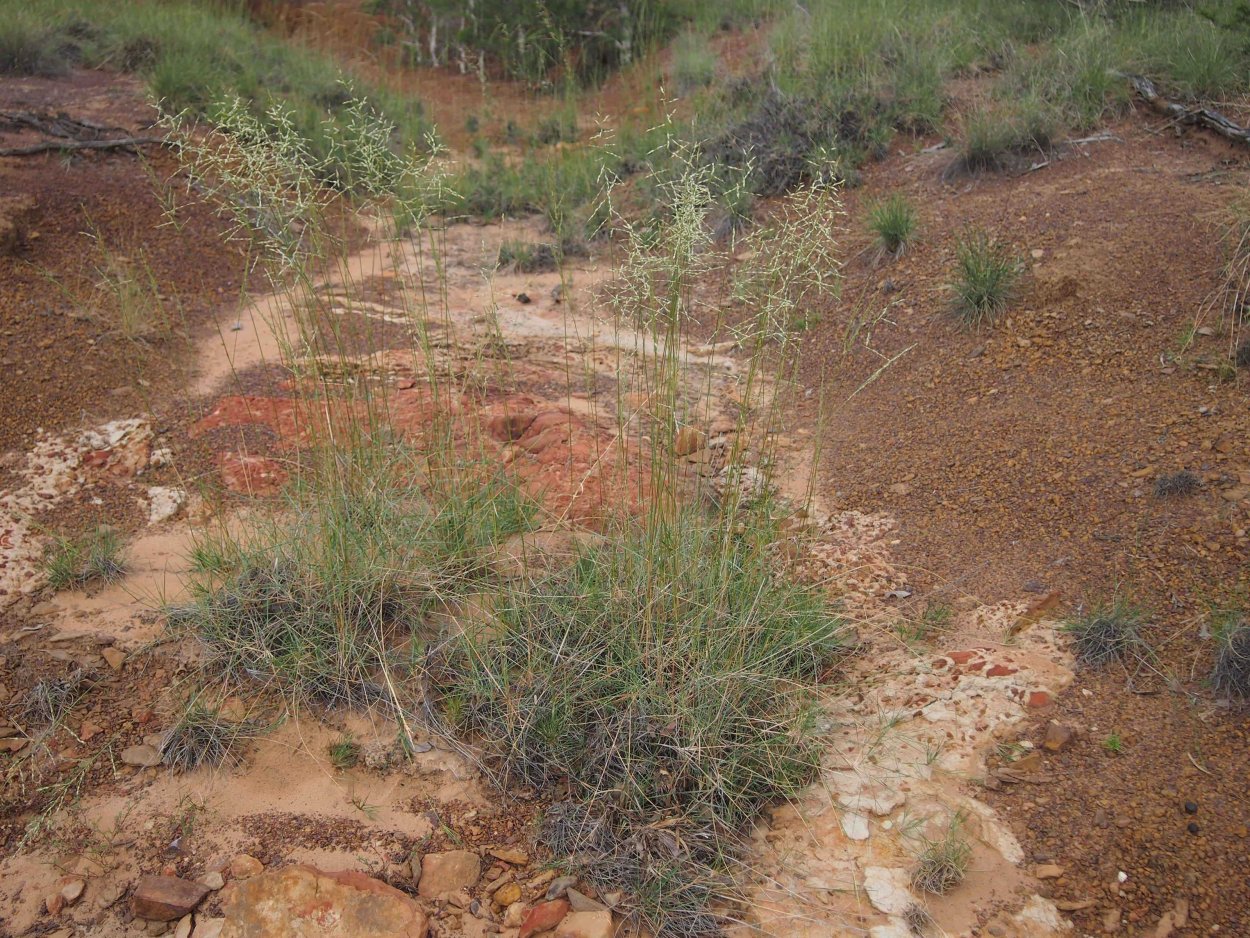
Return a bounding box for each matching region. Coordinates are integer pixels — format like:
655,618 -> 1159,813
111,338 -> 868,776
1172,898 -> 1189,928
566,889 -> 605,913
862,868 -> 912,915
229,855 -> 264,880
494,883 -> 522,907
59,877 -> 86,906
132,876 -> 211,921
1153,912 -> 1176,938
1035,864 -> 1065,880
840,812 -> 870,841
199,872 -> 225,891
504,901 -> 527,926
519,899 -> 570,938
1042,722 -> 1075,752
1026,690 -> 1054,708
79,721 -> 103,742
888,482 -> 912,496
417,850 -> 481,899
488,413 -> 537,443
0,194 -> 36,256
555,909 -> 613,938
1103,907 -> 1122,933
174,915 -> 194,938
219,865 -> 428,938
546,875 -> 578,900
192,918 -> 225,938
488,846 -> 529,866
46,893 -> 65,916
674,427 -> 704,457
122,744 -> 164,767
96,881 -> 126,908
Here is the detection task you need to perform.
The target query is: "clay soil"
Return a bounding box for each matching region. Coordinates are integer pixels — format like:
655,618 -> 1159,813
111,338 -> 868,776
784,117 -> 1250,933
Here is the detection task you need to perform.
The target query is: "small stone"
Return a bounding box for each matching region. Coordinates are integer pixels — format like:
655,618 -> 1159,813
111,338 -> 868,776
1183,801 -> 1198,814
494,883 -> 521,907
1027,690 -> 1054,708
80,722 -> 103,742
46,893 -> 65,916
504,902 -> 527,927
122,744 -> 164,767
448,889 -> 471,910
418,850 -> 482,899
989,926 -> 1007,937
840,813 -> 870,841
555,909 -> 613,938
96,882 -> 126,908
566,888 -> 606,913
60,878 -> 86,906
191,918 -> 225,938
888,482 -> 912,496
229,855 -> 264,879
674,426 -> 704,457
174,915 -> 193,938
546,875 -> 578,900
1187,822 -> 1199,835
519,899 -> 570,938
1042,722 -> 1075,752
131,876 -> 211,921
488,847 -> 529,866
198,871 -> 225,891
102,647 -> 126,670
1104,908 -> 1122,933
1036,864 -> 1065,880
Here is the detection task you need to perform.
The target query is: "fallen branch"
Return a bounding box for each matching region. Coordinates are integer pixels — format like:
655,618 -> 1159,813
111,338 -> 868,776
0,136 -> 163,157
1129,74 -> 1250,146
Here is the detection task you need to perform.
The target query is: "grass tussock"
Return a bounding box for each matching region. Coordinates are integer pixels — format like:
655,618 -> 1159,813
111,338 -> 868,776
868,193 -> 917,257
1063,598 -> 1147,668
912,813 -> 972,895
44,527 -> 125,592
950,230 -> 1022,326
437,511 -> 850,934
1210,607 -> 1250,700
160,703 -> 249,771
1154,470 -> 1201,498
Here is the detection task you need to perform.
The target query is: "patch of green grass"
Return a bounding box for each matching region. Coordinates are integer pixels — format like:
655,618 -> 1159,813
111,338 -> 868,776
868,193 -> 918,257
949,229 -> 1022,326
671,29 -> 717,94
44,527 -> 126,591
1063,598 -> 1148,668
3,0 -> 434,184
897,602 -> 953,645
912,813 -> 972,894
329,735 -> 361,770
497,240 -> 560,274
1210,606 -> 1250,699
440,510 -> 850,934
1102,732 -> 1123,754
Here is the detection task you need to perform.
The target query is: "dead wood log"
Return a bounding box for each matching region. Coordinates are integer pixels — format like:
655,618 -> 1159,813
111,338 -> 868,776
1129,74 -> 1250,146
0,137 -> 163,157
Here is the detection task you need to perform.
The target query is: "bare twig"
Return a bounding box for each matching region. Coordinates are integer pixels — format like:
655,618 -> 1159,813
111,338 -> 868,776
0,137 -> 163,157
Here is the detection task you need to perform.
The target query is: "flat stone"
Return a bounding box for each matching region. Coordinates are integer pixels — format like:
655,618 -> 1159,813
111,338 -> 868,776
417,850 -> 481,899
1042,721 -> 1075,752
1036,864 -> 1065,880
488,846 -> 529,866
555,909 -> 613,938
546,875 -> 578,900
102,647 -> 126,670
219,865 -> 428,938
519,899 -> 570,938
566,888 -> 605,913
174,915 -> 193,938
132,876 -> 211,922
493,883 -> 521,907
59,878 -> 86,905
840,812 -> 870,841
122,744 -> 164,768
229,855 -> 263,880
198,871 -> 225,891
863,867 -> 913,915
191,918 -> 225,938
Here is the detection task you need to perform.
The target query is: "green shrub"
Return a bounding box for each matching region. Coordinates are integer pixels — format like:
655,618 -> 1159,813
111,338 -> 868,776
949,229 -> 1022,325
0,11 -> 71,75
671,30 -> 717,94
1210,607 -> 1250,699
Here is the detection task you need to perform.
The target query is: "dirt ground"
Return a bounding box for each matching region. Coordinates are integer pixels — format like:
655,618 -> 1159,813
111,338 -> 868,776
1,37 -> 1249,938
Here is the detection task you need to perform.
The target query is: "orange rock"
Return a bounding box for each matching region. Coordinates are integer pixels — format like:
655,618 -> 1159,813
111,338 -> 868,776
519,899 -> 570,938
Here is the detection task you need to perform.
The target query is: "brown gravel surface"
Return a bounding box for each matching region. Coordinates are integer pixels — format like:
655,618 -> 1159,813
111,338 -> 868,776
0,72 -> 245,458
786,114 -> 1250,934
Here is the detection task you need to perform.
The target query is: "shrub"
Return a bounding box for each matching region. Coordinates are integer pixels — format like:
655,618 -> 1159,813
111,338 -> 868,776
671,30 -> 717,94
44,527 -> 126,591
0,12 -> 71,76
438,511 -> 850,934
1154,470 -> 1201,498
1063,599 -> 1147,667
1210,608 -> 1250,699
160,704 -> 248,770
949,230 -> 1022,325
868,193 -> 917,257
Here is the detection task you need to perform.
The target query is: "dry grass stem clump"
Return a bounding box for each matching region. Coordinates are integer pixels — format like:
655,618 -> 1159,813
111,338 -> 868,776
912,814 -> 972,895
1063,599 -> 1148,668
1210,607 -> 1250,699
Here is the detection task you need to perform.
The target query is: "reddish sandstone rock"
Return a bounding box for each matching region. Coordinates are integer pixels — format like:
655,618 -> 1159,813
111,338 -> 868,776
488,411 -> 537,442
1027,690 -> 1054,708
132,876 -> 211,921
519,899 -> 570,938
220,865 -> 428,937
986,663 -> 1018,677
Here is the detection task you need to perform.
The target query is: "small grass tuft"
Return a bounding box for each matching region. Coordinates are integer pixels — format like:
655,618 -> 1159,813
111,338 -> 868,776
24,670 -> 88,726
160,704 -> 248,770
1063,599 -> 1147,667
903,902 -> 935,936
1154,470 -> 1201,498
950,230 -> 1022,326
1102,732 -> 1123,754
868,193 -> 917,257
1235,339 -> 1250,369
329,735 -> 361,770
497,240 -> 559,274
44,527 -> 126,591
1210,607 -> 1250,699
911,813 -> 972,895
